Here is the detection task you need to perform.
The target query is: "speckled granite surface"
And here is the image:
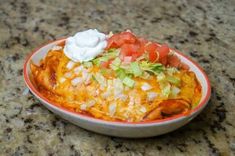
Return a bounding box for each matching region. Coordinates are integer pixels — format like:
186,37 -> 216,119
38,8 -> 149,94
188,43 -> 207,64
0,0 -> 235,155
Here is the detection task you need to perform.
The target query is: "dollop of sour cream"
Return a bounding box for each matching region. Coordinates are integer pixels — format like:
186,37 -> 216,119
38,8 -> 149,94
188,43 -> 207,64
64,29 -> 107,62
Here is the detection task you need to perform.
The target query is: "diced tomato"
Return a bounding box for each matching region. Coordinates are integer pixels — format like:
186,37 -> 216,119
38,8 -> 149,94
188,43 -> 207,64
106,34 -> 120,49
121,43 -> 139,56
167,55 -> 180,67
157,44 -> 170,59
145,42 -> 158,52
135,45 -> 145,57
138,37 -> 148,45
145,43 -> 159,62
120,43 -> 141,62
119,32 -> 137,44
132,39 -> 146,57
160,57 -> 168,65
106,32 -> 172,64
106,32 -> 137,49
121,44 -> 133,56
149,51 -> 158,62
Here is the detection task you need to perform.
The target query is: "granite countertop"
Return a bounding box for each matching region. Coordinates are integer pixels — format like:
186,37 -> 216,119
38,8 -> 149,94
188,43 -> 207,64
0,0 -> 235,155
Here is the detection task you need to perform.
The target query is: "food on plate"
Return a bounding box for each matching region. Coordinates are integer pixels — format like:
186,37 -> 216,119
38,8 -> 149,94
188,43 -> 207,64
30,29 -> 202,122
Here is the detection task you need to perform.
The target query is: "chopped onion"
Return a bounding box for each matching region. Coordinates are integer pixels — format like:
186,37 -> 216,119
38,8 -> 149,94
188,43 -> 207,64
171,86 -> 181,96
66,61 -> 75,70
82,70 -> 89,80
134,97 -> 141,105
84,74 -> 92,85
123,56 -> 132,64
147,92 -> 158,101
141,82 -> 152,91
115,94 -> 128,101
102,92 -> 111,98
80,100 -> 96,110
74,66 -> 84,74
95,89 -> 100,95
107,80 -> 113,91
124,86 -> 129,91
80,104 -> 87,110
109,103 -> 117,116
100,85 -> 105,91
94,73 -> 107,87
140,106 -> 147,113
64,72 -> 72,78
87,100 -> 96,107
59,77 -> 66,83
128,96 -> 135,106
113,78 -> 124,96
71,77 -> 83,86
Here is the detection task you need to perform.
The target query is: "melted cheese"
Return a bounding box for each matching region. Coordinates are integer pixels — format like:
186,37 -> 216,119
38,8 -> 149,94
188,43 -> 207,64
31,47 -> 202,122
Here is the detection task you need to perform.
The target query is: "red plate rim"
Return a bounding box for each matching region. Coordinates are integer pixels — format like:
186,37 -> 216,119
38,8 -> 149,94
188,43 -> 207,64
23,38 -> 211,125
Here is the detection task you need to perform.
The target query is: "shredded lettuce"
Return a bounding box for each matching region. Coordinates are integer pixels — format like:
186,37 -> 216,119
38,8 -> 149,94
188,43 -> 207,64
100,69 -> 112,75
140,61 -> 164,75
104,49 -> 120,59
115,68 -> 126,80
166,76 -> 180,85
130,62 -> 142,77
91,74 -> 97,82
140,71 -> 151,79
107,48 -> 120,54
160,82 -> 171,97
122,77 -> 135,88
92,49 -> 120,66
167,67 -> 178,76
83,61 -> 93,68
157,72 -> 166,81
92,56 -> 109,66
110,57 -> 121,70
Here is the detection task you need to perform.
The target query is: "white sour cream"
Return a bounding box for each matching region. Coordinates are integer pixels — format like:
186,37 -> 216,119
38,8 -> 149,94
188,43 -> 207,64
64,29 -> 107,62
